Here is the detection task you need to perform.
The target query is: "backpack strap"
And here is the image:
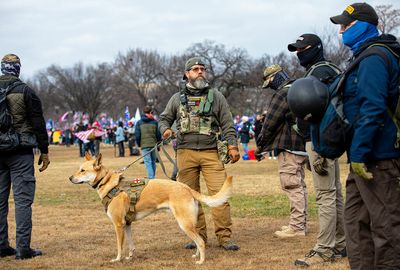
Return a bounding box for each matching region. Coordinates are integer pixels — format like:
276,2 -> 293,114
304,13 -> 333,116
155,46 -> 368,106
304,61 -> 342,77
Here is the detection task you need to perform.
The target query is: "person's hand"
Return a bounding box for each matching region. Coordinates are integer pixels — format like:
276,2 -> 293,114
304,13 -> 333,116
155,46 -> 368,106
254,147 -> 264,162
313,156 -> 328,176
351,162 -> 373,180
228,146 -> 240,163
163,129 -> 173,139
38,153 -> 50,172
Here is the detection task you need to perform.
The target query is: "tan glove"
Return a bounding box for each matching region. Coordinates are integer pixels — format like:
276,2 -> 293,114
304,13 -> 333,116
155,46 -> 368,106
162,129 -> 173,139
228,145 -> 240,163
313,156 -> 328,176
351,162 -> 373,180
38,153 -> 50,172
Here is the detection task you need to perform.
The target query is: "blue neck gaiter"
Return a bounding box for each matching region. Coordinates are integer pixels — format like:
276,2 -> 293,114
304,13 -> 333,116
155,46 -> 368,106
342,21 -> 379,53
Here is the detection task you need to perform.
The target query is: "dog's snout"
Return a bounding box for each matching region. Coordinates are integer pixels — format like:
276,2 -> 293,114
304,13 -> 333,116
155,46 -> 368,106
69,176 -> 74,182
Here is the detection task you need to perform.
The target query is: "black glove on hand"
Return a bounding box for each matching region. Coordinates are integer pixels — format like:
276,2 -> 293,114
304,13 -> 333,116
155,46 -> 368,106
254,147 -> 264,162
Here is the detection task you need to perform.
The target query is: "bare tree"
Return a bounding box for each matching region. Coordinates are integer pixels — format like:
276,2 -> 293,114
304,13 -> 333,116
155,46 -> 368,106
376,4 -> 400,35
37,63 -> 114,122
185,40 -> 251,99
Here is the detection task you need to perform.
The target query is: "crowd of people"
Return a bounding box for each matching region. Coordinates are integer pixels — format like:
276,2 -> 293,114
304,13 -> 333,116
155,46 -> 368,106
1,3 -> 399,269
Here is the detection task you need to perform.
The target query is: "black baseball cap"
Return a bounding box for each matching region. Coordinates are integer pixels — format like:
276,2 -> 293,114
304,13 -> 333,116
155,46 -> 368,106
288,34 -> 322,52
330,3 -> 379,26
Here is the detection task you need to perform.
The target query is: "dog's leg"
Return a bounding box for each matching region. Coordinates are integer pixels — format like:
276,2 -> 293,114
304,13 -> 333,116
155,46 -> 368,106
124,223 -> 135,260
171,203 -> 205,264
111,222 -> 125,262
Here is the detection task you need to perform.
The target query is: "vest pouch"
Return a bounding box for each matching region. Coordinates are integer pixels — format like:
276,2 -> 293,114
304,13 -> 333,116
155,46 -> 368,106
0,130 -> 20,151
199,116 -> 212,135
179,106 -> 190,133
19,132 -> 38,148
189,114 -> 200,132
217,139 -> 230,164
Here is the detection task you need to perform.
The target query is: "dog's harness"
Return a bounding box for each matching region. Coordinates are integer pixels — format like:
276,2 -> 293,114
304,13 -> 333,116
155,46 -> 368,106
101,178 -> 149,224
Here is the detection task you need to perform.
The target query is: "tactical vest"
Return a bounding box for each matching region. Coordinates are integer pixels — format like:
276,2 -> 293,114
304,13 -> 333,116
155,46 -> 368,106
179,88 -> 214,135
101,178 -> 148,224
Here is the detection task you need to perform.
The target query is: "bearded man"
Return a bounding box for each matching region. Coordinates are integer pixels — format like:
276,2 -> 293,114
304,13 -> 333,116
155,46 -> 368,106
159,57 -> 240,251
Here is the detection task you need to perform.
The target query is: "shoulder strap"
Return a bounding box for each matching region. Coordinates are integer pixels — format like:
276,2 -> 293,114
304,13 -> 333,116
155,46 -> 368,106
346,44 -> 394,75
304,61 -> 342,77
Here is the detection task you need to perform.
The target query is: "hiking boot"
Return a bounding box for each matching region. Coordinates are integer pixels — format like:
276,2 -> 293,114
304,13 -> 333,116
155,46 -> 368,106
220,240 -> 240,251
0,246 -> 16,257
294,249 -> 335,267
333,247 -> 347,258
184,241 -> 197,249
184,238 -> 207,249
281,225 -> 290,231
15,248 -> 42,260
274,228 -> 305,238
281,225 -> 308,234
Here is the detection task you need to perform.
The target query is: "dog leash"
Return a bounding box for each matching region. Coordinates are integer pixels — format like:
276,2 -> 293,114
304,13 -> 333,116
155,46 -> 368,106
115,137 -> 176,180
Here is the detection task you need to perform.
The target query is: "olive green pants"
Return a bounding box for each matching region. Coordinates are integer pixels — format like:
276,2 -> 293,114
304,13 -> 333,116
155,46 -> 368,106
177,148 -> 232,244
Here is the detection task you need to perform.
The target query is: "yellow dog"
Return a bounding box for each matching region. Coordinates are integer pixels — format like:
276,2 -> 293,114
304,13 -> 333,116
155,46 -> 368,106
69,152 -> 232,264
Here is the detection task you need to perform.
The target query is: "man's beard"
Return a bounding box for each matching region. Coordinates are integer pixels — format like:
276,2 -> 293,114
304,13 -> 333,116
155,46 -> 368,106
192,77 -> 208,89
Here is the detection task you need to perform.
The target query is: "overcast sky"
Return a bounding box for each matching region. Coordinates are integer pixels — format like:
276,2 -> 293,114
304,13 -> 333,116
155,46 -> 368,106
1,0 -> 398,78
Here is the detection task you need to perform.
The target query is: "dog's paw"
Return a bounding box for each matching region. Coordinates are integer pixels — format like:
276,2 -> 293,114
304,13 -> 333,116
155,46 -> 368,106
125,255 -> 133,260
195,260 -> 204,264
110,257 -> 121,263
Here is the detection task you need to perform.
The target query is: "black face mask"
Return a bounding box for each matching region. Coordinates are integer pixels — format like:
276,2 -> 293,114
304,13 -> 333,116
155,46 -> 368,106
296,45 -> 324,68
269,71 -> 289,90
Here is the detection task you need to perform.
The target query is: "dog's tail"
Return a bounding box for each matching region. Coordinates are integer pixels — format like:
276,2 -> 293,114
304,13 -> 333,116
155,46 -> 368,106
189,176 -> 233,207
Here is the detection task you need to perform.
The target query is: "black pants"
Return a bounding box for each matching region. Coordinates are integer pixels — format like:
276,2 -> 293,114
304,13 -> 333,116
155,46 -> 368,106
345,158 -> 400,270
117,141 -> 125,157
0,153 -> 35,250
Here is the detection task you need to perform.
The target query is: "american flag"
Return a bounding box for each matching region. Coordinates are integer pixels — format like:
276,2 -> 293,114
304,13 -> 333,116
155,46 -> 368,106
74,129 -> 106,143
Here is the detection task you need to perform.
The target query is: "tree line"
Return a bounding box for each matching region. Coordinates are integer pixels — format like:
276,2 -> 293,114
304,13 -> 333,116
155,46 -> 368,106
30,5 -> 399,123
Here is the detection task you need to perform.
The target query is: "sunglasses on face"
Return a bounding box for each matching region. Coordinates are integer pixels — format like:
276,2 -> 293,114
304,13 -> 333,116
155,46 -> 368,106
190,67 -> 206,73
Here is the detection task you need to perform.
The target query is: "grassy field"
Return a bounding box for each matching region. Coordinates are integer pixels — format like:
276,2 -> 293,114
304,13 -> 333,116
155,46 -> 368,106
0,142 -> 350,270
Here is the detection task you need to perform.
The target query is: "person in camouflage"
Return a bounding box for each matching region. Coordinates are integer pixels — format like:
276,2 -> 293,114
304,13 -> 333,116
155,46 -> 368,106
159,57 -> 240,251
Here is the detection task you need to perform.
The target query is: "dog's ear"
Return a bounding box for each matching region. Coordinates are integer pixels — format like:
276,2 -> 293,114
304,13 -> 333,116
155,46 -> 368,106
85,151 -> 92,161
93,153 -> 102,171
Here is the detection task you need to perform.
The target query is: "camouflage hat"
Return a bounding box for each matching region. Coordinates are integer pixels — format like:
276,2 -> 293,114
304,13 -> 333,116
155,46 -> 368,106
183,57 -> 206,79
185,57 -> 205,71
2,54 -> 20,64
262,64 -> 282,88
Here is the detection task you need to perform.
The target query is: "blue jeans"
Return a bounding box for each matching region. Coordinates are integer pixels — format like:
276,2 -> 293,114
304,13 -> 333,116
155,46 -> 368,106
142,147 -> 156,179
241,143 -> 249,154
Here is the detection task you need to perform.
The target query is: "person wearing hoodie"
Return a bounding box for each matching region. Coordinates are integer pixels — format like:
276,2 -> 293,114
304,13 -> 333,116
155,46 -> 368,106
0,54 -> 49,260
135,105 -> 161,179
288,34 -> 346,267
330,3 -> 400,269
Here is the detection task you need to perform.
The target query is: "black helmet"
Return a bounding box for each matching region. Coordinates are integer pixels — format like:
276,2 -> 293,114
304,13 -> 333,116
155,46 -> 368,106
287,76 -> 329,123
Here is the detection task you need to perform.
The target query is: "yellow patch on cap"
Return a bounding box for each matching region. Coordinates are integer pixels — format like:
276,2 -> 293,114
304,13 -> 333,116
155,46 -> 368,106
345,5 -> 354,15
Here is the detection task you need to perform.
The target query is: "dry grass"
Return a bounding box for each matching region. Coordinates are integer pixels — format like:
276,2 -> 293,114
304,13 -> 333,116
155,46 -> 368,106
0,141 -> 350,270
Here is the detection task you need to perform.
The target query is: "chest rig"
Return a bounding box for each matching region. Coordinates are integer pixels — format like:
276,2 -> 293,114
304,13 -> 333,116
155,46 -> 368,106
179,86 -> 215,135
101,178 -> 148,224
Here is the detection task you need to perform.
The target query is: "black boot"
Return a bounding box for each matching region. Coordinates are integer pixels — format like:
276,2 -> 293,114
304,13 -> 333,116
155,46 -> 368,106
0,246 -> 16,257
15,248 -> 42,260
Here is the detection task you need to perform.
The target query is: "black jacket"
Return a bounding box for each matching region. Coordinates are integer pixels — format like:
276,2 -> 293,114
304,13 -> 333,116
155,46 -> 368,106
0,75 -> 48,154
